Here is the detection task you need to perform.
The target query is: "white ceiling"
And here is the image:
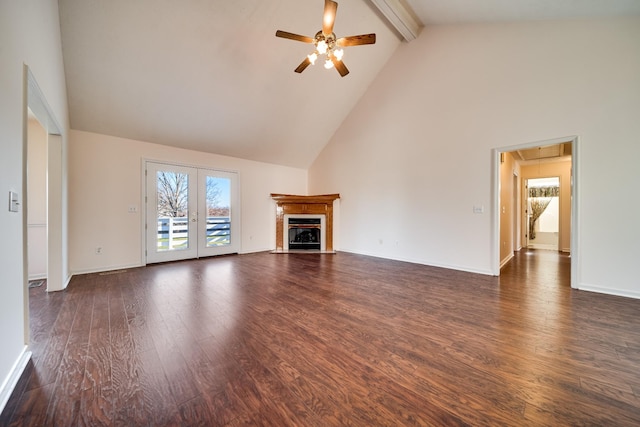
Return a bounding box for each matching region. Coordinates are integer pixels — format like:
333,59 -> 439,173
58,0 -> 640,168
406,0 -> 640,24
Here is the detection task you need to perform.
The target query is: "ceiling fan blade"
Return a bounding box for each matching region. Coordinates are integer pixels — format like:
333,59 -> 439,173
329,54 -> 349,77
336,33 -> 376,47
294,57 -> 312,73
276,30 -> 314,44
322,0 -> 338,36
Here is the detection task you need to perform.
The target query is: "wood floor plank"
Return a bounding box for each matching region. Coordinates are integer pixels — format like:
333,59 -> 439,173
44,288 -> 93,425
107,281 -> 148,426
23,288 -> 79,392
79,279 -> 113,427
79,325 -> 113,427
2,249 -> 640,426
135,347 -> 183,426
6,383 -> 55,427
0,359 -> 35,423
177,394 -> 220,426
226,337 -> 324,426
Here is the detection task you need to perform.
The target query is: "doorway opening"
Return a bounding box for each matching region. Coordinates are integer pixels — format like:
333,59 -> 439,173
25,67 -> 65,294
493,136 -> 578,289
526,177 -> 560,250
23,66 -> 66,356
26,112 -> 48,285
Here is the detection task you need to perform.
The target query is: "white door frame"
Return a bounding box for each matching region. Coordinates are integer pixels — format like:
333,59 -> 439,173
23,66 -> 66,354
25,66 -> 65,293
492,136 -> 579,289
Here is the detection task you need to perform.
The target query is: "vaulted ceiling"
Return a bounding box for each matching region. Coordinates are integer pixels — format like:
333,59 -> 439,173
58,0 -> 640,168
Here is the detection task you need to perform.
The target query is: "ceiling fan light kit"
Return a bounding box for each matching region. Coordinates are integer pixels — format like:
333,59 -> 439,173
276,0 -> 376,77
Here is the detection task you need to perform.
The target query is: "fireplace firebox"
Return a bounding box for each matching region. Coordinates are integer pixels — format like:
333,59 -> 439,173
288,218 -> 321,250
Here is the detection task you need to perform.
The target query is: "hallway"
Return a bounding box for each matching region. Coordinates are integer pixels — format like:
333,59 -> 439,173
501,248 -> 571,288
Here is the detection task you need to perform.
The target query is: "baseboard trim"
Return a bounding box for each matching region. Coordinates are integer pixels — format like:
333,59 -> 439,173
500,253 -> 514,269
70,262 -> 144,277
0,346 -> 32,416
64,273 -> 73,289
577,284 -> 640,300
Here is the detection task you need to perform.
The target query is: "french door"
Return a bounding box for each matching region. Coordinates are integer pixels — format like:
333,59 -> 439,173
145,161 -> 239,264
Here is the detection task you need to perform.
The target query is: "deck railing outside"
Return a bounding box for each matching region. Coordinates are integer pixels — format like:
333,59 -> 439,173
157,216 -> 230,250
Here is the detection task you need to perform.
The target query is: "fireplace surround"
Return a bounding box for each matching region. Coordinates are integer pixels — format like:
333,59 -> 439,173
271,193 -> 340,252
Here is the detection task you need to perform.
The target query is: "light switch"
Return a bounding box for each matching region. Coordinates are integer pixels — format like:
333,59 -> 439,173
9,191 -> 19,212
473,205 -> 484,214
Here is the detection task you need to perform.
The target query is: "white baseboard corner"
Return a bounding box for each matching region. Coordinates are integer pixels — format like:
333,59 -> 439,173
500,253 -> 514,269
0,346 -> 32,416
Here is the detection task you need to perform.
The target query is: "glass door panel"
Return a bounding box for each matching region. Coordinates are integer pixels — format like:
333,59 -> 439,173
205,176 -> 230,247
146,163 -> 198,263
198,169 -> 239,257
146,162 -> 239,263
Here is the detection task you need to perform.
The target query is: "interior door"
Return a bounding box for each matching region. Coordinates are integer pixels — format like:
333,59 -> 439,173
146,162 -> 239,264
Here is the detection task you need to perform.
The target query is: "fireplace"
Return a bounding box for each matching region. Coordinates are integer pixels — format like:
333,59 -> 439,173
271,194 -> 340,253
286,216 -> 324,250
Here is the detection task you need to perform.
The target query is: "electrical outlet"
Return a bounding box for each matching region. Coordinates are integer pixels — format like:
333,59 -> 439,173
95,247 -> 102,255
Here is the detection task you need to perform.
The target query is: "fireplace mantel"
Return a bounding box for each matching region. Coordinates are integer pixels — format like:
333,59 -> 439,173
271,193 -> 340,252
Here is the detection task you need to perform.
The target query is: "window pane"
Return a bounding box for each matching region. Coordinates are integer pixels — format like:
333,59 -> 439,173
156,171 -> 189,251
205,176 -> 231,247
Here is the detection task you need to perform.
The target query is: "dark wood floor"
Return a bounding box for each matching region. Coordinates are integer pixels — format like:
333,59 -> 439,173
2,249 -> 640,426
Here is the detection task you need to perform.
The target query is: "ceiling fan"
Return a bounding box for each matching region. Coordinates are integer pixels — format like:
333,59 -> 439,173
276,0 -> 376,77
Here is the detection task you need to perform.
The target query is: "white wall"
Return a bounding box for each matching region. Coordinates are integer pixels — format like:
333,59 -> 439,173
69,130 -> 307,273
309,17 -> 640,297
0,0 -> 69,412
